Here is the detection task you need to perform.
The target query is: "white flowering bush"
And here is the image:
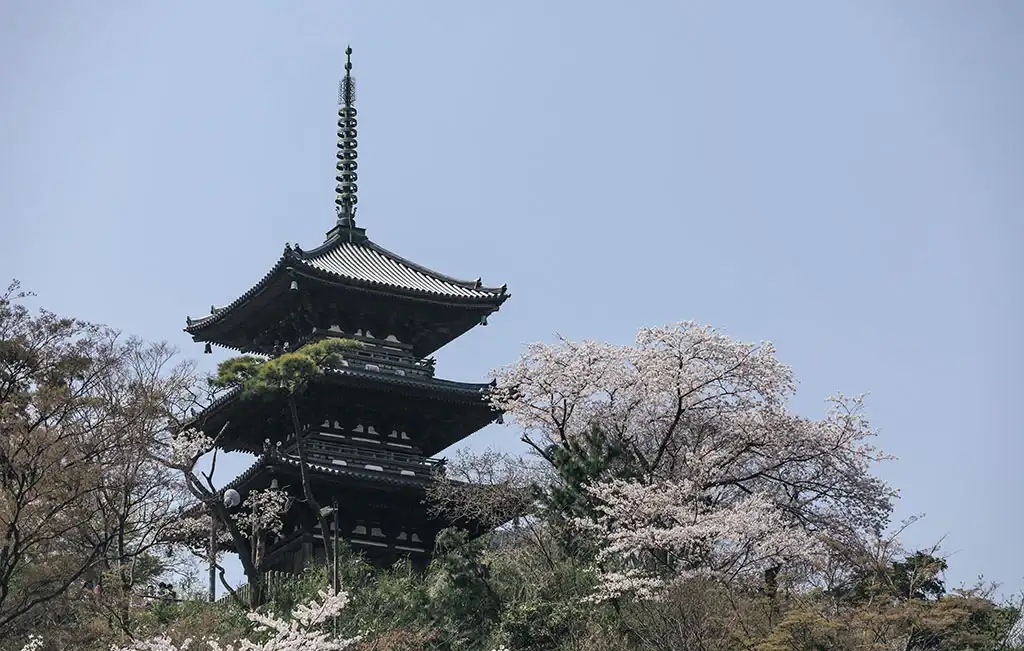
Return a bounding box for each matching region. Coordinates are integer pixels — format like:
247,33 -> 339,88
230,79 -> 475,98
492,322 -> 896,600
17,635 -> 43,651
166,486 -> 290,541
110,588 -> 360,651
234,489 -> 291,541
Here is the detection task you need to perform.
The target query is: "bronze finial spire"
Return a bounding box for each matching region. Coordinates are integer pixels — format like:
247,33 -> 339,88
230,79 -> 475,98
335,46 -> 358,226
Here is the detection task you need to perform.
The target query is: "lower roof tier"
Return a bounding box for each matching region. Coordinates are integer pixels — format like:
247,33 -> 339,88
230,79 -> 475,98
187,368 -> 500,457
207,450 -> 500,544
224,448 -> 440,497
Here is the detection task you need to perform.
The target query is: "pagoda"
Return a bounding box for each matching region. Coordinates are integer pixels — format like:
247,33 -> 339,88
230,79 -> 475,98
182,48 -> 509,572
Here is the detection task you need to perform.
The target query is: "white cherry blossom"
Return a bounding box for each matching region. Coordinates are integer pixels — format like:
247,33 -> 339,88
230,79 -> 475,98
233,488 -> 291,539
169,428 -> 215,468
492,321 -> 896,599
112,588 -> 358,651
17,636 -> 43,651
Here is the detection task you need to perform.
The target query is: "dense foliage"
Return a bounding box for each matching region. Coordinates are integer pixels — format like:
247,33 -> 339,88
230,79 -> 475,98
3,285 -> 1022,650
1,281 -> 195,641
12,532 -> 1020,651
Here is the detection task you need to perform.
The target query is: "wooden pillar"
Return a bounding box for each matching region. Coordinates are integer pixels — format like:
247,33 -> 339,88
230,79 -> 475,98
208,517 -> 216,603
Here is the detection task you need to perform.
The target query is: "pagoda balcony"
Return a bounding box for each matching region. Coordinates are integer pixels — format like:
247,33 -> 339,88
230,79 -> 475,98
332,346 -> 436,380
288,436 -> 445,479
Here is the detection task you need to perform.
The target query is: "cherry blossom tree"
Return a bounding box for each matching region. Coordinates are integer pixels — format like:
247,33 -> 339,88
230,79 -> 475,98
491,321 -> 896,600
164,428 -> 293,608
155,338 -> 363,609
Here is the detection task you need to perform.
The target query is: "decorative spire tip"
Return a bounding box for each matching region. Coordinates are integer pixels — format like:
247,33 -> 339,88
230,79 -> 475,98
335,47 -> 358,227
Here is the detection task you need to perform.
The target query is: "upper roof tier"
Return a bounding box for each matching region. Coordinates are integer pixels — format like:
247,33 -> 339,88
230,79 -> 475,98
184,224 -> 510,357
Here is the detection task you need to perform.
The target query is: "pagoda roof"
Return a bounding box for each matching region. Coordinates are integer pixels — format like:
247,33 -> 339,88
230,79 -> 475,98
184,450 -> 529,555
216,450 -> 527,530
223,449 -> 436,493
181,450 -> 435,526
194,366 -> 493,422
185,226 -> 509,335
185,367 -> 499,457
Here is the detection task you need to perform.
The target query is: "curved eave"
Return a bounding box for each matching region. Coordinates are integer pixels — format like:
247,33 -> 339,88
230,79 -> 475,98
276,454 -> 433,490
183,238 -> 510,336
223,453 -> 272,491
181,452 -> 431,528
330,366 -> 499,396
183,458 -> 523,531
183,385 -> 243,430
213,454 -> 526,520
184,253 -> 290,333
223,452 -> 434,492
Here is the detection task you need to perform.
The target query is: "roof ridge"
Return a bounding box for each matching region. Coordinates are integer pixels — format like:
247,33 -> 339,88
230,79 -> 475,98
298,233 -> 506,294
293,235 -> 507,299
184,235 -> 508,340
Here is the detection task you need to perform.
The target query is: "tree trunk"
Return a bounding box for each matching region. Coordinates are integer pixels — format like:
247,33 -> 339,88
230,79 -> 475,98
248,572 -> 264,609
180,448 -> 267,609
115,529 -> 133,637
206,495 -> 262,608
208,518 -> 216,603
764,564 -> 781,626
288,394 -> 335,565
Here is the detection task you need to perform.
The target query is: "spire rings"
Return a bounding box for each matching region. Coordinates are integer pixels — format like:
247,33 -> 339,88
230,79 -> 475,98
335,47 -> 359,222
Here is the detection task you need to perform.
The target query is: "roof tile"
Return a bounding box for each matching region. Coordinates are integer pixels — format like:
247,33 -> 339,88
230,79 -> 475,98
185,234 -> 507,331
304,241 -> 494,299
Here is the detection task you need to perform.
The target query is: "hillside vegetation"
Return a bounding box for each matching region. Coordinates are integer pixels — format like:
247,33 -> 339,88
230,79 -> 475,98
2,280 -> 1021,650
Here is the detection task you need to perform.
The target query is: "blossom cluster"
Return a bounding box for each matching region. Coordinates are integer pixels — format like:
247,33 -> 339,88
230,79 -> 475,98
169,428 -> 215,468
166,487 -> 292,554
232,488 -> 292,539
164,515 -> 215,541
110,588 -> 359,651
492,321 -> 896,600
17,636 -> 43,651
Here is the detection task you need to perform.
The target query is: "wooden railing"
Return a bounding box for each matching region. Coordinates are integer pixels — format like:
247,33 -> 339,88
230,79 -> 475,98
307,439 -> 440,468
217,569 -> 324,605
337,345 -> 436,379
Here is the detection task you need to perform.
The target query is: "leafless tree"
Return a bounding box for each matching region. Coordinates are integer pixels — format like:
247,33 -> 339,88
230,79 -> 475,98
426,447 -> 538,532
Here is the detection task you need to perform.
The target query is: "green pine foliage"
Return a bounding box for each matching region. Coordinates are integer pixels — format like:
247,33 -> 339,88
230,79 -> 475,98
535,425 -> 637,557
209,338 -> 362,398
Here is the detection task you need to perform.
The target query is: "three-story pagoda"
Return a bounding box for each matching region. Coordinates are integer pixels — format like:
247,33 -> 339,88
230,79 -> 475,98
183,48 -> 509,572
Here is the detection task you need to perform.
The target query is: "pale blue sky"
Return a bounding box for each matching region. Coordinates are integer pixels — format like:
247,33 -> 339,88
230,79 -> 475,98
2,1 -> 1021,595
